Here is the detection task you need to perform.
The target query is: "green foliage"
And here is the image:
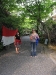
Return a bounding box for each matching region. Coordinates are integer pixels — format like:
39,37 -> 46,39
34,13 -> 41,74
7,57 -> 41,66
0,0 -> 18,11
0,0 -> 56,46
50,2 -> 56,7
23,0 -> 53,20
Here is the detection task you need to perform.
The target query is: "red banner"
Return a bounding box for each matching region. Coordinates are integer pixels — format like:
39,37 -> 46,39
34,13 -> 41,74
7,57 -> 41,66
2,26 -> 18,36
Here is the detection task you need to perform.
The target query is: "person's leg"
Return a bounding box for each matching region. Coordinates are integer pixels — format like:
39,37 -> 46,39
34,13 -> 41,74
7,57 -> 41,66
31,42 -> 34,56
14,42 -> 18,53
15,43 -> 19,53
17,47 -> 19,53
15,47 -> 19,53
33,42 -> 36,56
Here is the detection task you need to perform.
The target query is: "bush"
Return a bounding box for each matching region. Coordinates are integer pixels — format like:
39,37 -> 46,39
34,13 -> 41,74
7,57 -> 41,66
39,37 -> 45,44
0,42 -> 3,52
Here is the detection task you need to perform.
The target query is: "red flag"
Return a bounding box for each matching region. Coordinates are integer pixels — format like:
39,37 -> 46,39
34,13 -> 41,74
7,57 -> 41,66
2,26 -> 18,36
2,26 -> 18,46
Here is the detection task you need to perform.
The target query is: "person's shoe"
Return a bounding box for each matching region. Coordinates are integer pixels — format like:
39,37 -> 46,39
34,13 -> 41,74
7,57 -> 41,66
16,51 -> 19,53
31,56 -> 33,57
34,55 -> 37,57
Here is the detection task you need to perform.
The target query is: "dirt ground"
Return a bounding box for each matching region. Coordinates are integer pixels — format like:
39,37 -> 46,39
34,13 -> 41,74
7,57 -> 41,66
48,45 -> 56,50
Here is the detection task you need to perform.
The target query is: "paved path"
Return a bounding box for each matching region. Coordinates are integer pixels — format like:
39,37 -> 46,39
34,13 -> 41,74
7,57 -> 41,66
0,36 -> 56,75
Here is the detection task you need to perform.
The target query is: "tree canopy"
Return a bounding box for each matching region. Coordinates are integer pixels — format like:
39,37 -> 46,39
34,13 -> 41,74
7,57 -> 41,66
0,0 -> 56,49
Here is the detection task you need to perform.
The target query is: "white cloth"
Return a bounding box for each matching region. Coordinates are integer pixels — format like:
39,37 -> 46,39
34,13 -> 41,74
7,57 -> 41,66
2,36 -> 14,46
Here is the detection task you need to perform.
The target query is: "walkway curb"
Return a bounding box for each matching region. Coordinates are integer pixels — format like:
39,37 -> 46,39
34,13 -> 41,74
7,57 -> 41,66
50,52 -> 56,64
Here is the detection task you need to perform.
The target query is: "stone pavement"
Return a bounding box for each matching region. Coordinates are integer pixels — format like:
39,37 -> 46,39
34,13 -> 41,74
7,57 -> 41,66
0,36 -> 56,75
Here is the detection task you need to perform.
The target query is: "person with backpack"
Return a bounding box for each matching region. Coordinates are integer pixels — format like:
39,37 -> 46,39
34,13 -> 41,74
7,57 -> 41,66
30,29 -> 39,57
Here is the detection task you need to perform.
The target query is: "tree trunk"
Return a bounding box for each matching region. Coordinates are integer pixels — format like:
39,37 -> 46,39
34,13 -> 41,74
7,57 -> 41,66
46,27 -> 51,45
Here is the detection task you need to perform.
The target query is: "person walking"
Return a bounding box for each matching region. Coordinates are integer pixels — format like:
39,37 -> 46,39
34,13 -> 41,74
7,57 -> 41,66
30,29 -> 39,57
14,31 -> 21,53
